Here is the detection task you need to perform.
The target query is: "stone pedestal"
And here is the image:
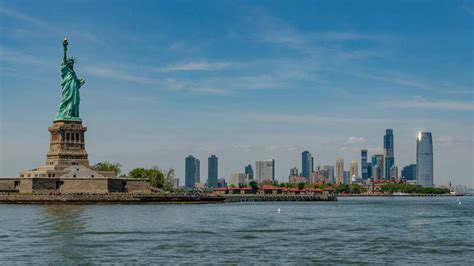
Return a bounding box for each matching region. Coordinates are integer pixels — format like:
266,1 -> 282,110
46,120 -> 89,168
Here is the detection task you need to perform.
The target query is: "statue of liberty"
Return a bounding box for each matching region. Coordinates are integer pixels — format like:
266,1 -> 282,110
54,38 -> 85,122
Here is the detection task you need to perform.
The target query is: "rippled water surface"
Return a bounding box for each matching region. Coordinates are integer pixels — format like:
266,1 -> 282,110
0,197 -> 473,264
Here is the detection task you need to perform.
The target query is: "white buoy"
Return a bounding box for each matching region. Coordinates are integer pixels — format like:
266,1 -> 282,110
458,201 -> 462,205
277,208 -> 282,213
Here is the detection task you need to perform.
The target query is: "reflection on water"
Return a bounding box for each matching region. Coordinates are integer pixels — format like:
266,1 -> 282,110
39,205 -> 91,264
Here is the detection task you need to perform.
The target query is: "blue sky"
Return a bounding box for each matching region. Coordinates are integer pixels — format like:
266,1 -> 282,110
1,0 -> 473,186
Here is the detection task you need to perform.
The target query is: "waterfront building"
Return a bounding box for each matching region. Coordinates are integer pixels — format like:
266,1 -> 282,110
390,165 -> 399,180
384,129 -> 395,180
371,154 -> 384,180
417,132 -> 434,187
245,164 -> 254,179
207,155 -> 218,188
401,164 -> 417,181
185,155 -> 200,188
230,173 -> 247,187
336,158 -> 344,184
301,151 -> 314,179
256,159 -> 275,183
350,161 -> 358,178
361,149 -> 368,180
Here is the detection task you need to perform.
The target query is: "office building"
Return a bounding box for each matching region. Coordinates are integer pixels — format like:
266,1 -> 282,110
371,155 -> 384,180
384,129 -> 395,180
185,155 -> 200,188
207,155 -> 218,188
301,151 -> 314,179
361,149 -> 368,180
417,132 -> 434,187
367,162 -> 372,179
245,164 -> 254,179
343,171 -> 350,184
256,159 -> 275,183
401,164 -> 417,181
336,158 -> 344,184
350,161 -> 358,178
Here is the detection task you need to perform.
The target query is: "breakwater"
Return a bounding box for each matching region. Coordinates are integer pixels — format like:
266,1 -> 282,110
0,193 -> 225,204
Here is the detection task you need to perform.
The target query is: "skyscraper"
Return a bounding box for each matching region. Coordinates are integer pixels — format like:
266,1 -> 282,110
367,162 -> 372,179
371,155 -> 384,180
384,129 -> 395,180
361,149 -> 368,180
401,164 -> 417,180
390,165 -> 398,180
301,151 -> 313,179
245,164 -> 254,179
185,155 -> 200,188
416,132 -> 433,187
336,158 -> 344,184
256,159 -> 275,183
321,165 -> 335,183
207,155 -> 218,188
350,161 -> 358,178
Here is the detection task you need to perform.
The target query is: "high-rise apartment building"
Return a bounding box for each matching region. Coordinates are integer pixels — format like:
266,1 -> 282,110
416,132 -> 433,187
390,165 -> 398,180
207,155 -> 218,188
256,159 -> 275,183
367,162 -> 372,179
361,149 -> 368,180
301,151 -> 314,179
350,161 -> 358,178
185,155 -> 200,188
289,167 -> 299,177
336,158 -> 344,184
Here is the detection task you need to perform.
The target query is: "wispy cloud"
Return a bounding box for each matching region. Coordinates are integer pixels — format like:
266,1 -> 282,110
462,5 -> 474,15
161,61 -> 233,72
380,97 -> 474,111
346,136 -> 367,144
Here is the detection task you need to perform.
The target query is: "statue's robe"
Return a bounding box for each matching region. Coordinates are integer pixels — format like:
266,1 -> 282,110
55,62 -> 84,120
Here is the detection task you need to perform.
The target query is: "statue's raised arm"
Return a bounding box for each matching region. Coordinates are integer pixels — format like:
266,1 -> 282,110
63,38 -> 68,64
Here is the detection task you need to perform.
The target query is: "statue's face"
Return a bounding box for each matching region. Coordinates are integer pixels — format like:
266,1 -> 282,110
67,61 -> 74,69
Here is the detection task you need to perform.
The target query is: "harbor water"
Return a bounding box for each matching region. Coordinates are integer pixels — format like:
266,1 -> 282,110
0,197 -> 472,264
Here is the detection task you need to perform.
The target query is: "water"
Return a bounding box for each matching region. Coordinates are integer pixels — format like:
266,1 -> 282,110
0,197 -> 472,264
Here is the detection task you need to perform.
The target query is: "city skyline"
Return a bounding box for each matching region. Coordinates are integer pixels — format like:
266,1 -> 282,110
0,2 -> 473,187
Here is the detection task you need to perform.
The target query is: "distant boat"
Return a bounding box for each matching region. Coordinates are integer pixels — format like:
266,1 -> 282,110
277,208 -> 282,213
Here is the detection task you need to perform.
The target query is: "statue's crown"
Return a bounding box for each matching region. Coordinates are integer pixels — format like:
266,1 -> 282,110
66,57 -> 75,65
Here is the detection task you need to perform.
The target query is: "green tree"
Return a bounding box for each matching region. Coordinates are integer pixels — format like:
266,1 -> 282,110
128,167 -> 167,189
95,161 -> 122,176
298,182 -> 305,190
249,181 -> 259,190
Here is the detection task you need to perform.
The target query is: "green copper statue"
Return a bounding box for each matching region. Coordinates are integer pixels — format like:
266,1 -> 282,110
54,38 -> 85,122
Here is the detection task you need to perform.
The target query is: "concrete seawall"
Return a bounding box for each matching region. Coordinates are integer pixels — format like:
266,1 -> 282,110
0,193 -> 226,204
224,194 -> 337,202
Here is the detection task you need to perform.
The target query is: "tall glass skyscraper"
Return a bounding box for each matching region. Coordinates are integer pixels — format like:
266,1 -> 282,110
185,155 -> 200,188
245,164 -> 254,179
384,129 -> 394,180
361,149 -> 368,180
416,132 -> 433,187
301,151 -> 313,179
372,154 -> 384,180
207,155 -> 218,188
